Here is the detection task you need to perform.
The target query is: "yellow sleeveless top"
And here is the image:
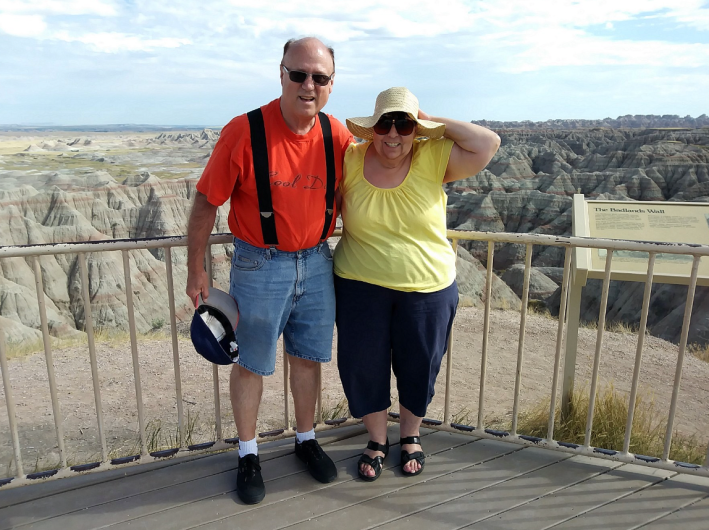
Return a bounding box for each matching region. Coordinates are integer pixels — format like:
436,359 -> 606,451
333,137 -> 456,292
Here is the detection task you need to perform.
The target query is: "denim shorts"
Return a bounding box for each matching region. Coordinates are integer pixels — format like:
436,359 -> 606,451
229,238 -> 335,376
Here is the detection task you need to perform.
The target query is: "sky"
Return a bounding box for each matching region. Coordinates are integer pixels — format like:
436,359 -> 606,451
1,0 -> 708,126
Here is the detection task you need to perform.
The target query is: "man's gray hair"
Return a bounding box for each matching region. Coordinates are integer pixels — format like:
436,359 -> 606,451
282,38 -> 335,72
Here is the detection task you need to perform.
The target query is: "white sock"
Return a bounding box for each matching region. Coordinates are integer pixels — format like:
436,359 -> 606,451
238,437 -> 258,458
296,429 -> 315,444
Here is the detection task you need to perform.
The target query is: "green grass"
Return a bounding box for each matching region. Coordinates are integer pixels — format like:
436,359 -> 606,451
516,385 -> 706,464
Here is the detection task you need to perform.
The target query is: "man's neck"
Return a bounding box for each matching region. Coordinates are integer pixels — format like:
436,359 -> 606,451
280,101 -> 317,135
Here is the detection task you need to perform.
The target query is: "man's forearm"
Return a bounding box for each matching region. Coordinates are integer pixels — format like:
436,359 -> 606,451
187,192 -> 218,274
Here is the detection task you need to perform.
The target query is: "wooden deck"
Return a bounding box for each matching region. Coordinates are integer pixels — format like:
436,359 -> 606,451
1,424 -> 708,530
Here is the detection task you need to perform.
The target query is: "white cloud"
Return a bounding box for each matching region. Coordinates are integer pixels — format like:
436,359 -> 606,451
2,1 -> 708,124
0,0 -> 117,16
0,14 -> 46,37
495,26 -> 709,72
54,31 -> 191,53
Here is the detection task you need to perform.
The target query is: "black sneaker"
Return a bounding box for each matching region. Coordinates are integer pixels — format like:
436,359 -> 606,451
236,453 -> 265,504
295,439 -> 337,483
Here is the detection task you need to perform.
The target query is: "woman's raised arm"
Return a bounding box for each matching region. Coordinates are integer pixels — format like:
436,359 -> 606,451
418,110 -> 501,184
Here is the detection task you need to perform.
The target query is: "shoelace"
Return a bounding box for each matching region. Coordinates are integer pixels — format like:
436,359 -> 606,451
301,440 -> 324,460
239,456 -> 261,477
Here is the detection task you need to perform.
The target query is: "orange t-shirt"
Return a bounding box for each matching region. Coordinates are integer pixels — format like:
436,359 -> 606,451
196,98 -> 353,251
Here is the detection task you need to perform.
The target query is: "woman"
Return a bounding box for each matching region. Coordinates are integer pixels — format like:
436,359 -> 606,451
334,87 -> 500,481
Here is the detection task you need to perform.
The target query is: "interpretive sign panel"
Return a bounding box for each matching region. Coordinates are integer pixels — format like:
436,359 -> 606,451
572,194 -> 709,285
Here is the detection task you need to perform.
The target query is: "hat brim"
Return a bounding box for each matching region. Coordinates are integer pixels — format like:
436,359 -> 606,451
346,113 -> 445,141
190,313 -> 238,365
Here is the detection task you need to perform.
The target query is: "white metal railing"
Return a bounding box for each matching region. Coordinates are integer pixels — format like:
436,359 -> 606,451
0,229 -> 708,491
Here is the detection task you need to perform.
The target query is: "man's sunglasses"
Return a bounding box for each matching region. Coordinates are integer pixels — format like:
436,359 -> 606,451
373,114 -> 417,136
281,65 -> 333,87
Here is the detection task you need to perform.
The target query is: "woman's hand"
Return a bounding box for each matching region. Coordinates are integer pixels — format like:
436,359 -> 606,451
417,111 -> 500,183
417,109 -> 431,121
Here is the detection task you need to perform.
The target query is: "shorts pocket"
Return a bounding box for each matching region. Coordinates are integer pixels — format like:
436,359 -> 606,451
233,246 -> 266,271
317,242 -> 333,261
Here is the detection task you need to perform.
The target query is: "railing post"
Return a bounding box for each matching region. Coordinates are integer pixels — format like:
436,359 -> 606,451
663,256 -> 700,460
477,241 -> 495,431
584,249 -> 614,447
623,253 -> 656,454
205,244 -> 223,441
0,325 -> 24,477
164,247 -> 185,447
547,246 -> 572,441
561,278 -> 583,420
122,250 -> 147,456
283,344 -> 291,430
511,243 -> 533,435
78,252 -> 108,462
33,256 -> 67,468
443,238 -> 458,425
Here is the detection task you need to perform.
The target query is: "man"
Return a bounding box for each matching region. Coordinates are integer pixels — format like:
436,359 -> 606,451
186,37 -> 353,505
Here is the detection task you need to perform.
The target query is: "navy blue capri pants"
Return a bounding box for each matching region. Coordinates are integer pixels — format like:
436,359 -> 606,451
335,276 -> 459,418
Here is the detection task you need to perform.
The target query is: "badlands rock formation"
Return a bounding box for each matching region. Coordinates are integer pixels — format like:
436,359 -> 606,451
447,126 -> 709,345
473,114 -> 709,130
1,121 -> 709,346
0,130 -> 516,343
0,167 -> 231,343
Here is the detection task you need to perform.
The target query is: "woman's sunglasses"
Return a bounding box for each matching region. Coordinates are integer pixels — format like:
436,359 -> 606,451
281,65 -> 333,87
373,114 -> 417,136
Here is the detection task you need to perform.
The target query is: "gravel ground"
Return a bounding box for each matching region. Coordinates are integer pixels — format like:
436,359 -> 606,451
1,307 -> 707,476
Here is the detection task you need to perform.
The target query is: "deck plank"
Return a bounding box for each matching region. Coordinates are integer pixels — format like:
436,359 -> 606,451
109,429 -> 472,530
283,445 -> 571,530
551,472 -> 709,530
1,425 -> 366,530
639,495 -> 709,529
2,427 -> 708,530
370,453 -> 617,530
465,463 -> 673,530
198,434 -> 516,530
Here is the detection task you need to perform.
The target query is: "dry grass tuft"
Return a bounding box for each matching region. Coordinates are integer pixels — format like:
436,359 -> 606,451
688,343 -> 709,363
5,327 -> 172,360
516,385 -> 706,464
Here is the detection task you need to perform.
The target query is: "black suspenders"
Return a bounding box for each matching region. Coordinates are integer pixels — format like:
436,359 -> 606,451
246,109 -> 278,246
319,112 -> 336,241
246,109 -> 335,247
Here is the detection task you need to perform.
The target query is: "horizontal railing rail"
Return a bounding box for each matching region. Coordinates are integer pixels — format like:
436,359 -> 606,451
1,229 -> 708,491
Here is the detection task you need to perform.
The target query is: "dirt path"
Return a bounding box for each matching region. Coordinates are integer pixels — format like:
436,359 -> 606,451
1,307 -> 707,476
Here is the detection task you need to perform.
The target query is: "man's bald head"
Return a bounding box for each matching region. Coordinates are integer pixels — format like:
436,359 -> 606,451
282,37 -> 335,72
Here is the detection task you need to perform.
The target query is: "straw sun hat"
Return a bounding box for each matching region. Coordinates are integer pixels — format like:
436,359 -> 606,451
346,87 -> 446,141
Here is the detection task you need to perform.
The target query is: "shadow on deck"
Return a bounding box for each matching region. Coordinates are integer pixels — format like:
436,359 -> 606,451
1,425 -> 708,530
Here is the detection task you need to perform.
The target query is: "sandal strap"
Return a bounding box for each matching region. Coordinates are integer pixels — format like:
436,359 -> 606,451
401,450 -> 425,465
358,453 -> 383,473
366,438 -> 389,454
400,436 -> 421,445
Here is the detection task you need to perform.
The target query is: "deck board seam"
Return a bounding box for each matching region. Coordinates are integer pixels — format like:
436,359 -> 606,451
2,427 -> 370,530
539,468 -> 677,530
631,491 -> 709,530
445,461 -> 627,530
358,450 -> 573,530
175,437 -> 489,530
93,431 -> 450,529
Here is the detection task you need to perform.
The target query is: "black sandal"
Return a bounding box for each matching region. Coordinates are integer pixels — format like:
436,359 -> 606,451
357,438 -> 389,482
400,436 -> 425,477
